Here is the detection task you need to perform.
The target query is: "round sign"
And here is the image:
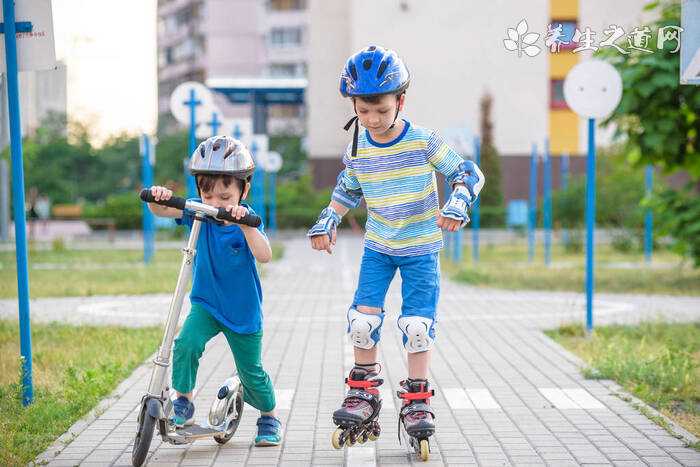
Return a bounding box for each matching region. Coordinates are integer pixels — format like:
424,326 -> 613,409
563,60 -> 622,119
169,81 -> 216,125
265,151 -> 283,173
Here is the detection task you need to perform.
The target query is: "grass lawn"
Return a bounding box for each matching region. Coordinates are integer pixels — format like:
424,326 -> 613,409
0,242 -> 285,299
0,320 -> 161,466
546,321 -> 700,444
444,243 -> 700,295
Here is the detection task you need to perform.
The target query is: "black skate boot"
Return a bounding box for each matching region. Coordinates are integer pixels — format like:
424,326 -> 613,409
397,378 -> 435,461
331,364 -> 383,449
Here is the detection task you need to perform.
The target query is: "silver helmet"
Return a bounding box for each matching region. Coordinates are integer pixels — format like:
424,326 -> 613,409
189,135 -> 255,180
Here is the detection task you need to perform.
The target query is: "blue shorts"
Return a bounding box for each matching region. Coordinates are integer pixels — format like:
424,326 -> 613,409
353,247 -> 440,319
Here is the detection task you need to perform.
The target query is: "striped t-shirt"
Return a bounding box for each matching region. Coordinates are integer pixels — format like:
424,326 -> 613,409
332,120 -> 466,256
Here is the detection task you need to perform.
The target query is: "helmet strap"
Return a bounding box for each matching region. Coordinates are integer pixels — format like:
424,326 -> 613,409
389,92 -> 404,129
344,100 -> 359,158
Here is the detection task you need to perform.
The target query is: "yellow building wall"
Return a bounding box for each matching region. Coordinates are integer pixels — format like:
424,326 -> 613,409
550,110 -> 579,154
550,0 -> 578,20
549,0 -> 579,155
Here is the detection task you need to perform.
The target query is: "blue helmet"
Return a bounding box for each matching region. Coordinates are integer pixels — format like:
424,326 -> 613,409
339,45 -> 410,98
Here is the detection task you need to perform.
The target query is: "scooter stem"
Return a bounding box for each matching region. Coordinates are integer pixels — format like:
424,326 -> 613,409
147,217 -> 202,397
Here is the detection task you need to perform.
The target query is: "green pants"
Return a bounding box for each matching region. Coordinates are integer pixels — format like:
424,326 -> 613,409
172,304 -> 276,412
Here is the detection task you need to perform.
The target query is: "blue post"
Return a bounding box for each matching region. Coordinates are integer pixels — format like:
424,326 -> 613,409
543,138 -> 552,266
443,178 -> 452,260
185,89 -> 201,199
232,124 -> 243,140
472,137 -> 481,264
208,111 -> 221,136
561,152 -> 570,246
250,142 -> 265,220
268,172 -> 277,234
585,118 -> 596,333
2,0 -> 33,405
141,135 -> 154,264
528,143 -> 538,263
644,164 -> 653,264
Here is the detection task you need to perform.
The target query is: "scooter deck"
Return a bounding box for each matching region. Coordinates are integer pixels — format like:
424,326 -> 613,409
173,424 -> 222,441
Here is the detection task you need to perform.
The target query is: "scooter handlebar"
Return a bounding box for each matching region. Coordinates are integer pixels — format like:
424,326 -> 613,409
140,188 -> 262,228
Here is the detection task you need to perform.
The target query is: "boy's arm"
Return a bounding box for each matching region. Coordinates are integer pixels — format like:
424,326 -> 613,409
241,225 -> 272,263
308,149 -> 362,254
426,131 -> 485,230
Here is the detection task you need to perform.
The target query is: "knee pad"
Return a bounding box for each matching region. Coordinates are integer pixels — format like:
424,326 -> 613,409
397,316 -> 435,353
346,308 -> 384,349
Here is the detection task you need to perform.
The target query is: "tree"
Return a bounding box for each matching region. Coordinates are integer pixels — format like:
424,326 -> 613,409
477,92 -> 505,226
599,0 -> 700,265
601,1 -> 699,178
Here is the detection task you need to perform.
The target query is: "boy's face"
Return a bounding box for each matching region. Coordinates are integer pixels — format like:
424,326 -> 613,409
355,93 -> 405,138
200,179 -> 248,208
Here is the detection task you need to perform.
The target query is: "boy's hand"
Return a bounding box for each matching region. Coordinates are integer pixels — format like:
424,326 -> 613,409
437,215 -> 462,232
224,205 -> 250,225
310,229 -> 337,254
150,186 -> 173,202
307,206 -> 341,254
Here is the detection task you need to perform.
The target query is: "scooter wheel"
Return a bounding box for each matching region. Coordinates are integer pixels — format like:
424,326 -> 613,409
419,439 -> 430,462
132,401 -> 156,467
331,428 -> 344,449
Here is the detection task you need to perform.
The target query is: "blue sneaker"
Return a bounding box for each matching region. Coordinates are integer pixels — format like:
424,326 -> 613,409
255,416 -> 282,446
170,396 -> 195,428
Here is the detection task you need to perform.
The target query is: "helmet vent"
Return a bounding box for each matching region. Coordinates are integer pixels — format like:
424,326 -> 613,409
349,63 -> 358,80
362,58 -> 372,70
212,143 -> 221,151
199,146 -> 205,158
377,61 -> 388,78
368,45 -> 376,51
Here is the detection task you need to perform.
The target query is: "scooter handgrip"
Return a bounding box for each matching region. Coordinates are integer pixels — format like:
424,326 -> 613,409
139,188 -> 187,210
216,207 -> 262,228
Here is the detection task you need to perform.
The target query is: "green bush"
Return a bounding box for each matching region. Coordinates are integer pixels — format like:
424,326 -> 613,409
648,186 -> 700,267
83,191 -> 142,229
275,174 -> 332,229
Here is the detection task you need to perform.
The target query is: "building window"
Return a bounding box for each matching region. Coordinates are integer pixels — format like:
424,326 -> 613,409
268,63 -> 306,77
269,27 -> 303,48
550,79 -> 567,109
548,20 -> 577,51
268,0 -> 306,11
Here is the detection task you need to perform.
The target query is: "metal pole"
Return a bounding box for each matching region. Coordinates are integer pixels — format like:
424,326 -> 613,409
141,135 -> 154,264
585,118 -> 596,333
528,143 -> 538,263
472,137 -> 481,264
3,0 -> 33,405
561,152 -> 569,247
644,165 -> 653,264
186,89 -> 199,200
543,138 -> 552,266
0,159 -> 9,241
268,171 -> 277,234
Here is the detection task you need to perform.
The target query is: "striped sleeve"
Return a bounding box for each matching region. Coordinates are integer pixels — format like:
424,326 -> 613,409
331,146 -> 363,209
426,130 -> 464,179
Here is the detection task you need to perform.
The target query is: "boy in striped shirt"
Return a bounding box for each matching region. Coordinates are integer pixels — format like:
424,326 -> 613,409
308,46 -> 484,447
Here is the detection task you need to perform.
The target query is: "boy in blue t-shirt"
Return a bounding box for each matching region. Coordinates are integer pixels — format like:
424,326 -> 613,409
147,135 -> 281,446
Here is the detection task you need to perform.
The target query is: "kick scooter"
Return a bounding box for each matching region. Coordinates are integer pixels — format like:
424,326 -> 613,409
132,188 -> 261,467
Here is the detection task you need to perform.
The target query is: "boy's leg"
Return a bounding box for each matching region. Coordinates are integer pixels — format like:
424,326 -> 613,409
396,252 -> 440,374
222,329 -> 281,446
221,329 -> 276,414
395,253 -> 439,439
172,304 -> 221,396
350,248 -> 396,364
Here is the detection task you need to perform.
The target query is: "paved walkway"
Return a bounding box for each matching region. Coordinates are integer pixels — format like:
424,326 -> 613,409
18,236 -> 700,466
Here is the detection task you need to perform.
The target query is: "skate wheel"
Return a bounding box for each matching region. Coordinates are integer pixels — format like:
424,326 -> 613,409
331,428 -> 343,450
419,439 -> 429,462
345,436 -> 355,447
358,433 -> 367,444
367,432 -> 378,441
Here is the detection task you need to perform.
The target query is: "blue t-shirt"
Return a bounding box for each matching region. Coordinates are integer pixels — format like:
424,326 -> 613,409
176,202 -> 264,334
